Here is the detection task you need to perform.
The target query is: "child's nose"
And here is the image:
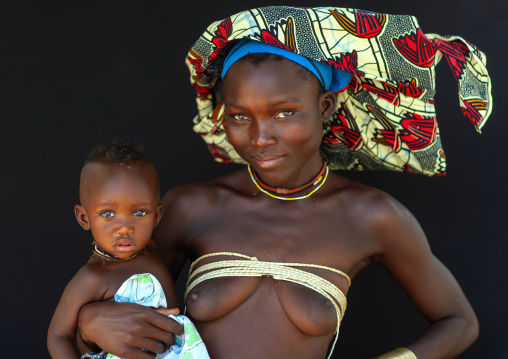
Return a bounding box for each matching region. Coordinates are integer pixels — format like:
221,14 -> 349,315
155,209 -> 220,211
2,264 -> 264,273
114,219 -> 134,236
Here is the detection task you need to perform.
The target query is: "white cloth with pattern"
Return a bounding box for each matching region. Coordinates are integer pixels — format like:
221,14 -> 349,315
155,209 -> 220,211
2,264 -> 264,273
82,273 -> 210,359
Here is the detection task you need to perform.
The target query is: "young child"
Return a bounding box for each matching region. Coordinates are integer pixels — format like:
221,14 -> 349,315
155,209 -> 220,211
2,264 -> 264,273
47,139 -> 209,359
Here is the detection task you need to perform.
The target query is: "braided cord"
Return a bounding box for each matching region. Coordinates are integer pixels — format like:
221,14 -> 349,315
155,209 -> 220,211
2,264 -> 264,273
186,253 -> 349,327
189,252 -> 351,285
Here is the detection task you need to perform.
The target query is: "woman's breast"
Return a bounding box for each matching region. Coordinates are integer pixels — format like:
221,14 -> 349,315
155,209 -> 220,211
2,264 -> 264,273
185,276 -> 339,336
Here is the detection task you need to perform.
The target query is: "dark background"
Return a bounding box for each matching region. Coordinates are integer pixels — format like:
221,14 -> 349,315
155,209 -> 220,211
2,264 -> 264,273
2,0 -> 506,357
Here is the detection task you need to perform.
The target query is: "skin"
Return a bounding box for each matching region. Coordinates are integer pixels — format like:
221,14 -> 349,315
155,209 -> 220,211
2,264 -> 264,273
47,161 -> 182,359
78,61 -> 478,359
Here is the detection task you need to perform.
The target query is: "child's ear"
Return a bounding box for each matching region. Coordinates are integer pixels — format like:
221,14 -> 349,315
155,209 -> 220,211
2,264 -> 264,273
75,204 -> 91,230
320,90 -> 337,124
153,205 -> 164,228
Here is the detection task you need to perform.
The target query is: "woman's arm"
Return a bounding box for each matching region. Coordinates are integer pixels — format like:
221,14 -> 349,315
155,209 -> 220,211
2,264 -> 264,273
78,301 -> 182,359
47,267 -> 106,359
368,193 -> 478,359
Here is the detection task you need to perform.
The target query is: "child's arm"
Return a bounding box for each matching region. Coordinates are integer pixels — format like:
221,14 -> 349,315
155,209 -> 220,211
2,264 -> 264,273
48,266 -> 106,359
147,239 -> 180,310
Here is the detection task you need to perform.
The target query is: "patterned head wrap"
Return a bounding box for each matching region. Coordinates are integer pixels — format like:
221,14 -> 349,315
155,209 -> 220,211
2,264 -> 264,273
186,6 -> 492,176
222,39 -> 353,92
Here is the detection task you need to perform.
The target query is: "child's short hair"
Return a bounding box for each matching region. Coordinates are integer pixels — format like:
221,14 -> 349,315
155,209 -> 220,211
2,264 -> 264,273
85,138 -> 149,165
80,139 -> 159,204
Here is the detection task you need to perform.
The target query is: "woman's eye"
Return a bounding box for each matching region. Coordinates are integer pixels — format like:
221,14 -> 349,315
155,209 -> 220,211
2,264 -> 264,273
100,211 -> 115,218
233,114 -> 249,121
134,210 -> 148,217
275,110 -> 293,119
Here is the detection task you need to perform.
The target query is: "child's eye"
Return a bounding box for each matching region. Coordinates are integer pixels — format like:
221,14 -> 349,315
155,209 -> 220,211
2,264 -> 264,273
100,211 -> 115,218
275,110 -> 293,119
134,210 -> 148,217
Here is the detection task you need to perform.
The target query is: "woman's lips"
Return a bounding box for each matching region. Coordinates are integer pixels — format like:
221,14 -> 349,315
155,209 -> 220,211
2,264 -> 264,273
250,155 -> 285,169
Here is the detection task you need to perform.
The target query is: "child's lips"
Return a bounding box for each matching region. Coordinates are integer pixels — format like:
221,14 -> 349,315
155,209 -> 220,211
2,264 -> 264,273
113,240 -> 137,252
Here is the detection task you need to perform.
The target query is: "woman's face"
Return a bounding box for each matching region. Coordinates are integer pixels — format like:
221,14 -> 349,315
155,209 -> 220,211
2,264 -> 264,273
223,59 -> 336,188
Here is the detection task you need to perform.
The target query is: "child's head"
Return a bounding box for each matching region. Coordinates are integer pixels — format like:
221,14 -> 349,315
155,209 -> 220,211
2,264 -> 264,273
75,139 -> 162,259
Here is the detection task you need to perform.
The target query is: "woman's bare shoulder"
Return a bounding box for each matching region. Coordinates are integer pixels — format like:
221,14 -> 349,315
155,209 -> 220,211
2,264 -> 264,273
330,173 -> 396,207
328,174 -> 430,269
329,173 -> 412,232
156,169 -> 248,239
160,169 -> 249,209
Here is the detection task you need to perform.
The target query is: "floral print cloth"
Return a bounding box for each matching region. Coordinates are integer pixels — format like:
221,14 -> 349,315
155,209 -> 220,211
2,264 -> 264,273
186,6 -> 492,176
81,273 -> 209,359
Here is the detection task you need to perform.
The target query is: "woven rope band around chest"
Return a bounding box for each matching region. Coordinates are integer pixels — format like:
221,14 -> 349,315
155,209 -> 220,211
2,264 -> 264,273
185,259 -> 347,329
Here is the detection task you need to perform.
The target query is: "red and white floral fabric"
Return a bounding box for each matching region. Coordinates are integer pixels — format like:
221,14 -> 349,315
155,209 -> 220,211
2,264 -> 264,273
186,6 -> 492,176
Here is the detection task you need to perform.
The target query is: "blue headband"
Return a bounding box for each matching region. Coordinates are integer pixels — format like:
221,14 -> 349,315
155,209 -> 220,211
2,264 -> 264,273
221,39 -> 352,92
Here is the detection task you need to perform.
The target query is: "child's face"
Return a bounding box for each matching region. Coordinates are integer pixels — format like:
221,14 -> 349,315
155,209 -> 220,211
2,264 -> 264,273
75,162 -> 162,259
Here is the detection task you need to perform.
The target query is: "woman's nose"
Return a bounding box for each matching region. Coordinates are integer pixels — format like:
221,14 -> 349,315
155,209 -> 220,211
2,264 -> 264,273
250,120 -> 276,148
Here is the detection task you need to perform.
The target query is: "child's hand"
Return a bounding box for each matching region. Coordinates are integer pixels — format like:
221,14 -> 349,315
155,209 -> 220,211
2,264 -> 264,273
154,307 -> 180,316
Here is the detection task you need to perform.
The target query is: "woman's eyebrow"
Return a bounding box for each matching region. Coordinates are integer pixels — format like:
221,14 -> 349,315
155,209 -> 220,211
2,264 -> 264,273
226,98 -> 301,108
224,102 -> 243,109
225,97 -> 301,110
267,98 -> 300,107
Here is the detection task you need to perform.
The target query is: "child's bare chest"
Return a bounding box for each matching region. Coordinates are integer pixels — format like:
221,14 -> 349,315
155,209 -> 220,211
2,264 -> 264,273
89,253 -> 168,301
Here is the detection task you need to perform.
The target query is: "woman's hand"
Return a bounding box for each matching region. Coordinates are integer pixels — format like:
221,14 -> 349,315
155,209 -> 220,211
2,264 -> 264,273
78,301 -> 184,359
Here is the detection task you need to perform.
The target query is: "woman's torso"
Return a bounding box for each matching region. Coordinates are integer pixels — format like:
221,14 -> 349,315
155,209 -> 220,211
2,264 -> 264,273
180,170 -> 382,358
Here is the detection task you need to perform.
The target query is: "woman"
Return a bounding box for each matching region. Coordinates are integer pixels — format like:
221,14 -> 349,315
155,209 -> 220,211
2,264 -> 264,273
78,6 -> 491,359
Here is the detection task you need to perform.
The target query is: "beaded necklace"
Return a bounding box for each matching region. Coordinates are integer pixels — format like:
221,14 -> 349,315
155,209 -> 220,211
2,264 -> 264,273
91,243 -> 148,265
252,161 -> 326,194
247,163 -> 329,201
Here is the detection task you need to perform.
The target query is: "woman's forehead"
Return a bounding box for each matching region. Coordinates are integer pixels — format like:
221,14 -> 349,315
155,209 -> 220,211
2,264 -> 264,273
227,56 -> 315,81
223,59 -> 320,97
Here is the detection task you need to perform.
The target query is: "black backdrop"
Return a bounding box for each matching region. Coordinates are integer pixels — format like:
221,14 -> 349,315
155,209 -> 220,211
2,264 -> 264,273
2,0 -> 506,357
